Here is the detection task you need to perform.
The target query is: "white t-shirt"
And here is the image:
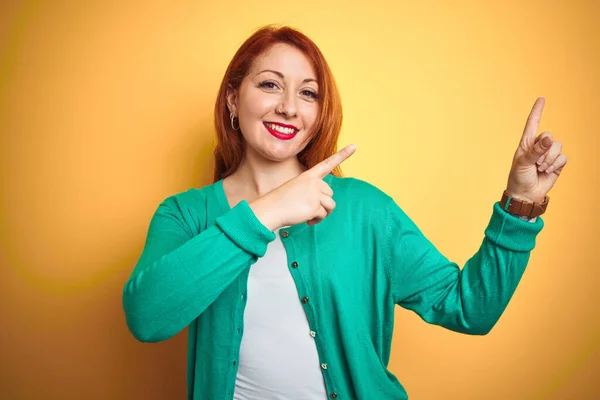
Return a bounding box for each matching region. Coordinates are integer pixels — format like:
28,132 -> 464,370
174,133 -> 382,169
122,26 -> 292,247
233,228 -> 328,400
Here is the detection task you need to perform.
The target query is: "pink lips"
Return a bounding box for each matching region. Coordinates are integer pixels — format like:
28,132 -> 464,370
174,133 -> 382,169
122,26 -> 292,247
263,122 -> 299,141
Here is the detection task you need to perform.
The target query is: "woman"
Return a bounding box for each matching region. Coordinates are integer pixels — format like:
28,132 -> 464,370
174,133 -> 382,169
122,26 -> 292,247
122,25 -> 567,400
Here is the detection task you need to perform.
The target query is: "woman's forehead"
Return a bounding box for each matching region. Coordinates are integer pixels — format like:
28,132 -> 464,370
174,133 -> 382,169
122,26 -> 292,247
251,43 -> 317,81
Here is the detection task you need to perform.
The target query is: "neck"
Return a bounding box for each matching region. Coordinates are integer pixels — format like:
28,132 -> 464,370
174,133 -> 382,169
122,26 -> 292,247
231,148 -> 307,197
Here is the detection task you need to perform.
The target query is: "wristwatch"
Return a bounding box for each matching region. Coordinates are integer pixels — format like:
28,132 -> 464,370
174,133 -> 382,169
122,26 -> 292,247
500,190 -> 549,218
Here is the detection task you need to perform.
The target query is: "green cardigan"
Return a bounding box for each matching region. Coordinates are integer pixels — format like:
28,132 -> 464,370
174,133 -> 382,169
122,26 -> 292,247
122,174 -> 544,399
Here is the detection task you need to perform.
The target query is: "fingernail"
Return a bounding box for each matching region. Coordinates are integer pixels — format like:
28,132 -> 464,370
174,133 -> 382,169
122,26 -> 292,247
538,162 -> 548,171
348,144 -> 356,151
537,155 -> 545,165
542,137 -> 551,148
546,165 -> 555,173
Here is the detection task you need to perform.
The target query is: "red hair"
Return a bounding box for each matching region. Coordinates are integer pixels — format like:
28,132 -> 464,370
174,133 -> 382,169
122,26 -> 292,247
212,25 -> 344,183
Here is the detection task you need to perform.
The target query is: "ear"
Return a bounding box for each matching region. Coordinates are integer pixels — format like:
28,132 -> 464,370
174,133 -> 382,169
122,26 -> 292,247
226,85 -> 238,116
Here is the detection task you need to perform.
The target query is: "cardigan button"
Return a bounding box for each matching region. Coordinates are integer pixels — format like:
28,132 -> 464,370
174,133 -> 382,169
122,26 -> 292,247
321,363 -> 328,370
310,330 -> 316,337
330,393 -> 338,399
291,261 -> 298,268
301,297 -> 309,304
281,230 -> 289,238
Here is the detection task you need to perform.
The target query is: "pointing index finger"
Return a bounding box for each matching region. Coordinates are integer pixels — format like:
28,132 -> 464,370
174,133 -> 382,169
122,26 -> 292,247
307,144 -> 357,179
521,97 -> 545,147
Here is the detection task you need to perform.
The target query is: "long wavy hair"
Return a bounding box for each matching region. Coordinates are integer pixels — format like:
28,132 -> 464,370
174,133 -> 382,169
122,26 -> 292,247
212,25 -> 344,183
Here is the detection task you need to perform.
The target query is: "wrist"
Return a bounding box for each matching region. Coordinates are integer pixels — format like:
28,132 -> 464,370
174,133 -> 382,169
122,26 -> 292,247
249,196 -> 282,231
501,189 -> 549,219
504,190 -> 543,204
508,213 -> 537,223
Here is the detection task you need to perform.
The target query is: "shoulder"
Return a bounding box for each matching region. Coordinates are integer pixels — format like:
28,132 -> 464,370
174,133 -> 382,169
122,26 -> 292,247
327,174 -> 416,229
327,174 -> 394,208
150,183 -> 220,234
158,183 -> 213,210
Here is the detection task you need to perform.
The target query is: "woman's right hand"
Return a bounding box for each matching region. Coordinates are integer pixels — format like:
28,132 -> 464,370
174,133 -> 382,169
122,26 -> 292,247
249,144 -> 357,230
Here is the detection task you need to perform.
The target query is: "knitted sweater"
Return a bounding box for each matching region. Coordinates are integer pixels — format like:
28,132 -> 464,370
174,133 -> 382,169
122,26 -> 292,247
122,174 -> 544,399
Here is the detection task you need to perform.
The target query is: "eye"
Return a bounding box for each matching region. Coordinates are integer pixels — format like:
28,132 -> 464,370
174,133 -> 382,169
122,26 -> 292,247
301,89 -> 319,100
259,81 -> 279,90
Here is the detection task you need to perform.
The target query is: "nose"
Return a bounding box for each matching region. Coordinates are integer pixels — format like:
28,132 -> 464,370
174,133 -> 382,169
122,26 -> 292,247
276,92 -> 297,118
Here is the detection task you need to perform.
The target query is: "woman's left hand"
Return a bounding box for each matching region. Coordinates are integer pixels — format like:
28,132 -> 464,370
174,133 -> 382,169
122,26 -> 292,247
505,97 -> 567,203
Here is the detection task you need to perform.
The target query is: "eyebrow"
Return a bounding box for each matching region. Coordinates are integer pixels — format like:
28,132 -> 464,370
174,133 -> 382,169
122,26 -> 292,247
256,69 -> 317,84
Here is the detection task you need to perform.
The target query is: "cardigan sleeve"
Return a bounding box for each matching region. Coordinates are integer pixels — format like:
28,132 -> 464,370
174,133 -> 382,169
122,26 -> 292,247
122,196 -> 275,343
384,199 -> 544,335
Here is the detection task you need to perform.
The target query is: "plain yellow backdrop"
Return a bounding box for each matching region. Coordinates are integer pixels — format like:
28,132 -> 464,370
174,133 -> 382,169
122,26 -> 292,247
1,1 -> 598,399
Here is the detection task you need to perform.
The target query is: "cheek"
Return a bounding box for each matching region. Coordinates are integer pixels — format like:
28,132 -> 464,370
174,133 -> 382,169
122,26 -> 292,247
301,103 -> 319,130
241,91 -> 277,119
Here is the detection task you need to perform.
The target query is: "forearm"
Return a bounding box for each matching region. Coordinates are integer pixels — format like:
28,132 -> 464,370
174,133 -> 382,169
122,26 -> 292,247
433,203 -> 542,333
123,226 -> 253,342
123,200 -> 275,342
393,201 -> 543,335
446,240 -> 531,334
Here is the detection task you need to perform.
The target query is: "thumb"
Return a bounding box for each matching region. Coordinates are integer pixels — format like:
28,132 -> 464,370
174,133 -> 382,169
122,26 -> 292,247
523,135 -> 552,165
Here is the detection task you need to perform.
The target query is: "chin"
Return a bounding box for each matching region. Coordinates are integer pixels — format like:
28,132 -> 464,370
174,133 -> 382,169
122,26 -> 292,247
253,142 -> 298,162
260,149 -> 298,163
244,134 -> 308,162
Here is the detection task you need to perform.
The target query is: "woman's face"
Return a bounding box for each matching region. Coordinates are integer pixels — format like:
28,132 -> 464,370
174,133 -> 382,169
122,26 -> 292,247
227,43 -> 320,163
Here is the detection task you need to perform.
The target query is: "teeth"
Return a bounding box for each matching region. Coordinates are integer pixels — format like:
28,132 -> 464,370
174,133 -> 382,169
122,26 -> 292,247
266,123 -> 296,134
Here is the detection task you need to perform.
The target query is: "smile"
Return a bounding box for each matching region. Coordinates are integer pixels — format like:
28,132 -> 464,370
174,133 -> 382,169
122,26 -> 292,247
263,122 -> 299,141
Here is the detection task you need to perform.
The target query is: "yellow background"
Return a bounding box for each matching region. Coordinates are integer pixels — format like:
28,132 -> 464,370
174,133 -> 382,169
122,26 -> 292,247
1,1 -> 599,399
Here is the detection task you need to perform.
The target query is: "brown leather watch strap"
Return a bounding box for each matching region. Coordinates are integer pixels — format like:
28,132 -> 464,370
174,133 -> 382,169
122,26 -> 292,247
500,191 -> 549,218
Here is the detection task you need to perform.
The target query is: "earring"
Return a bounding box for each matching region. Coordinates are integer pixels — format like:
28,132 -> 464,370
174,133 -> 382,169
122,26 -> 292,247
230,111 -> 239,131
